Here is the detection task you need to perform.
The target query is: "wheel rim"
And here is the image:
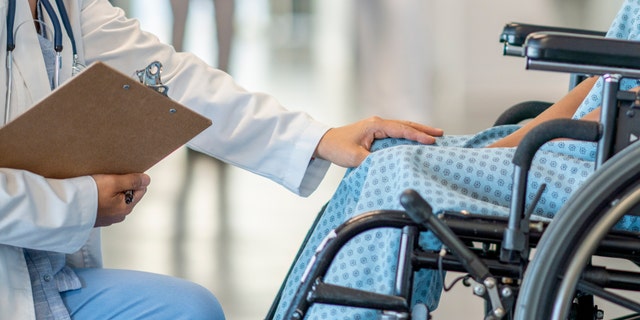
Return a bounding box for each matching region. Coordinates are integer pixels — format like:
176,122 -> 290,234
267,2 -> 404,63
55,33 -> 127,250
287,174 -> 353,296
515,142 -> 640,320
551,186 -> 640,319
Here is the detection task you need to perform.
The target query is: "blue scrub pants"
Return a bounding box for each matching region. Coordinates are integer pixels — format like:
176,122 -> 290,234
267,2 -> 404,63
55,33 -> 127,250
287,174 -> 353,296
61,268 -> 225,319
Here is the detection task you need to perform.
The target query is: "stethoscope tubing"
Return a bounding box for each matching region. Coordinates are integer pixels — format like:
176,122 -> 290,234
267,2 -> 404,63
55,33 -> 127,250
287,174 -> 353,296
53,0 -> 76,54
4,0 -> 78,124
38,0 -> 63,88
6,0 -> 15,51
38,0 -> 62,51
5,0 -> 16,124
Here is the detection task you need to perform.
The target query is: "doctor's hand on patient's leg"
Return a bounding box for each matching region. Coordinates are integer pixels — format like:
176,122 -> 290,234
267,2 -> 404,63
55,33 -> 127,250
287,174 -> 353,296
314,116 -> 443,168
91,173 -> 151,227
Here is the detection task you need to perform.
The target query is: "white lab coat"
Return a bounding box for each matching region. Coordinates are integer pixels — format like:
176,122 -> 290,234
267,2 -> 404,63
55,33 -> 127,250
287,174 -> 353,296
0,0 -> 331,318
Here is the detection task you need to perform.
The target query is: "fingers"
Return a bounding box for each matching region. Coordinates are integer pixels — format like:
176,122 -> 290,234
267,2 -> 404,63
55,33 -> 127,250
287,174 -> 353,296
119,173 -> 151,205
314,116 -> 443,168
397,119 -> 444,136
91,173 -> 151,228
367,117 -> 443,145
113,173 -> 152,193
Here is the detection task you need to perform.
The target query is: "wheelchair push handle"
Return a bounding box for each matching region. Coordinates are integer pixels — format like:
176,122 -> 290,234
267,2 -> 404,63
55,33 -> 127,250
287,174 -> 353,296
400,189 -> 492,282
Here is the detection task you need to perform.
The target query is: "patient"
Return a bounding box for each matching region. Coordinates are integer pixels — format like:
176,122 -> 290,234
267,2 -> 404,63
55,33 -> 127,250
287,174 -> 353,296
274,1 -> 640,318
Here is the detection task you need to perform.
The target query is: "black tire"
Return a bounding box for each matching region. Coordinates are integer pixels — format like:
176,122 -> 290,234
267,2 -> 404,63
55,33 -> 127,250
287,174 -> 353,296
514,142 -> 640,320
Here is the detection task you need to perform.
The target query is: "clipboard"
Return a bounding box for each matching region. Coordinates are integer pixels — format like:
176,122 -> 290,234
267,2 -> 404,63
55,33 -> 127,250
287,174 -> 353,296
0,62 -> 212,178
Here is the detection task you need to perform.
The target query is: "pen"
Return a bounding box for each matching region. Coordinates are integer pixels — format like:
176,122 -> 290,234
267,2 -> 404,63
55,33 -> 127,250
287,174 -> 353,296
124,190 -> 134,204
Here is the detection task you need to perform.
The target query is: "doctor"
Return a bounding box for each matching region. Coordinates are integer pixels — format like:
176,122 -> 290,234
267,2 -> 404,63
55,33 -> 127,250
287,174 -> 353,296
0,0 -> 443,319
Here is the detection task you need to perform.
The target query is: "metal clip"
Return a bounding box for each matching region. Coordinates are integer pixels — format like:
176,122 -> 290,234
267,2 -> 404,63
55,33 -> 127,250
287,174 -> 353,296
136,61 -> 169,96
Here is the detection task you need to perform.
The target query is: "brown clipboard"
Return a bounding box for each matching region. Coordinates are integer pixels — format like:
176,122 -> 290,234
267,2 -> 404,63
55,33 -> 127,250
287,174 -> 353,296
0,62 -> 212,178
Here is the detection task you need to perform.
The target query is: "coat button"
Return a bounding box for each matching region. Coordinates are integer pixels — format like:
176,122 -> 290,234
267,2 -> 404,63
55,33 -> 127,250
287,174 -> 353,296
43,274 -> 52,282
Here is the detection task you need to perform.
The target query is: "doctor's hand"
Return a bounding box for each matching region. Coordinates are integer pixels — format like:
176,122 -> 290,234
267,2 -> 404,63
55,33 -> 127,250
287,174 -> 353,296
91,173 -> 151,227
314,116 -> 443,168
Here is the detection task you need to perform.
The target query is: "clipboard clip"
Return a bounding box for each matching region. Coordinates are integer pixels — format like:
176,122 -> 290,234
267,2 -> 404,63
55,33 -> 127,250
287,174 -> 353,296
135,61 -> 169,96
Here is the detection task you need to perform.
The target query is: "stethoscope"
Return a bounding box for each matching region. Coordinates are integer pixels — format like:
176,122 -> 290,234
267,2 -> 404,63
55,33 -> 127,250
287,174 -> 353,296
4,0 -> 82,124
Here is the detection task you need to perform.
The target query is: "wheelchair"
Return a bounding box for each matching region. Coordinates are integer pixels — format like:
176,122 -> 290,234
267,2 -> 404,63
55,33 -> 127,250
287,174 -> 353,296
267,23 -> 640,320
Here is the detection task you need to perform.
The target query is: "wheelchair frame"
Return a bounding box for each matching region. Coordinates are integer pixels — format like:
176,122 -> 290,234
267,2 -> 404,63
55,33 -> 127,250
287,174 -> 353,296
268,24 -> 640,320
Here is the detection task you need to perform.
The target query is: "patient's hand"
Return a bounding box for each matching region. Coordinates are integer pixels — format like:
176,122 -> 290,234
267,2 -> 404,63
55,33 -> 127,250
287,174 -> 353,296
314,116 -> 443,168
91,173 -> 151,227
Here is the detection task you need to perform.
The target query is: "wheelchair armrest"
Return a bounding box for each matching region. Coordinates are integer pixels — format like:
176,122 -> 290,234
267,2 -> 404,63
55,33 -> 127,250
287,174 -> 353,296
524,32 -> 640,75
493,101 -> 553,126
513,119 -> 601,170
500,22 -> 605,56
502,119 -> 601,263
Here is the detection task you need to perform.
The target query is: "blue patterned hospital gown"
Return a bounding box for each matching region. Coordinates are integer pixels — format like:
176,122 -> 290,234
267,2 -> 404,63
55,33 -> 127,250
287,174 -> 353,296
275,1 -> 640,318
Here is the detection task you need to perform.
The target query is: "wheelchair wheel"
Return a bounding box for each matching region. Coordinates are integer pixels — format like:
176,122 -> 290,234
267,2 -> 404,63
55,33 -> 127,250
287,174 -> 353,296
514,142 -> 640,320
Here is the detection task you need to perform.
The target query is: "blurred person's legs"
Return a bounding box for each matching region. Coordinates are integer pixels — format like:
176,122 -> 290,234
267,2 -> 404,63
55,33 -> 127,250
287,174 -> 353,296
108,0 -> 130,12
168,0 -> 235,278
213,0 -> 234,72
62,268 -> 225,319
170,0 -> 188,52
354,0 -> 432,123
170,0 -> 234,71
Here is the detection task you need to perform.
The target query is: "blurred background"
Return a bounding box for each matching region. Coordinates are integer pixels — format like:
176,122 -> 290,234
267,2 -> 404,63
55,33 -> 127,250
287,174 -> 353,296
102,1 -> 623,319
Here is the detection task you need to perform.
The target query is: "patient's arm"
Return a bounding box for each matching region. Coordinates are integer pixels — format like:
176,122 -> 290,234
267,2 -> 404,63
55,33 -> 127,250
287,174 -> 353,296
487,76 -> 599,148
573,85 -> 640,123
579,108 -> 600,122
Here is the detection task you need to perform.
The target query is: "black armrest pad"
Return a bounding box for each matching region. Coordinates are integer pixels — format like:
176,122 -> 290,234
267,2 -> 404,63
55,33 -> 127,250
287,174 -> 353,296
525,32 -> 640,69
500,22 -> 605,46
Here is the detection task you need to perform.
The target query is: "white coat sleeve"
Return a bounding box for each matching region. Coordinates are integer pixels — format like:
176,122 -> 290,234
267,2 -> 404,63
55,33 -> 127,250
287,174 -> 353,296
0,169 -> 97,253
76,0 -> 332,197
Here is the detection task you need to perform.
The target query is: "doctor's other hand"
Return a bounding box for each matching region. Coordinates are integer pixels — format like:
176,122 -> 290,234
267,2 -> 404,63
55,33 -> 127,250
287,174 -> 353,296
314,116 -> 443,168
91,173 -> 151,227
